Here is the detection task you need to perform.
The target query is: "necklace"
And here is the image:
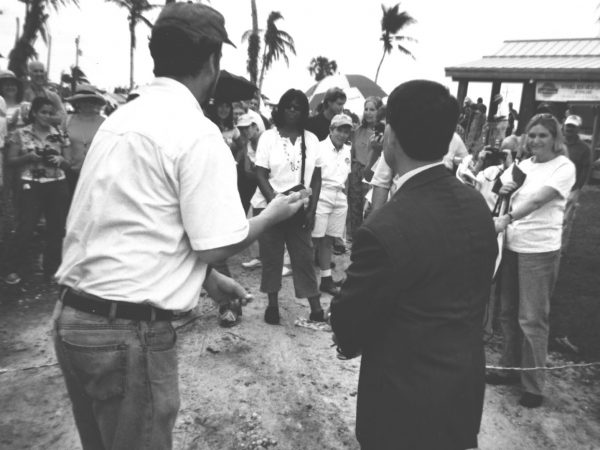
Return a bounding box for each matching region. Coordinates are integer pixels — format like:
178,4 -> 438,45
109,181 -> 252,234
282,138 -> 301,173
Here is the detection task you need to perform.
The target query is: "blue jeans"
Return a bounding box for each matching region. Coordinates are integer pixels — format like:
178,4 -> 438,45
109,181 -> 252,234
53,301 -> 180,450
499,249 -> 560,396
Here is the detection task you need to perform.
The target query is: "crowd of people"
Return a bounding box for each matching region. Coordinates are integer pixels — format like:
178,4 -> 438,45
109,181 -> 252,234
0,2 -> 594,449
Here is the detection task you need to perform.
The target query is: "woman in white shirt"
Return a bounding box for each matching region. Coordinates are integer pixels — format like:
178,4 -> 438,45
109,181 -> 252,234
252,89 -> 325,325
486,114 -> 575,408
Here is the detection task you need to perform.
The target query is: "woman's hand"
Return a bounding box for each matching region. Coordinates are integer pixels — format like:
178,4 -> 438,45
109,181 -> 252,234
47,154 -> 65,167
28,151 -> 43,163
499,181 -> 518,195
494,214 -> 511,233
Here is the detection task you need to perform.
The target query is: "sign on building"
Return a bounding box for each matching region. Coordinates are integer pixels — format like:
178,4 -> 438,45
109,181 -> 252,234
536,81 -> 600,102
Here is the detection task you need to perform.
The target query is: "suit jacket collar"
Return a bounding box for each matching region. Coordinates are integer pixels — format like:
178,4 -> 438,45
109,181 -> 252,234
397,164 -> 451,193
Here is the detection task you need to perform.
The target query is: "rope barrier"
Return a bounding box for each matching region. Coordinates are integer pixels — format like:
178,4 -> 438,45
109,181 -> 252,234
485,362 -> 600,371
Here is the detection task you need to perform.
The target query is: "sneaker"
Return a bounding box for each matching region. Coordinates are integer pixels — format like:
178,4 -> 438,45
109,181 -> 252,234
319,277 -> 340,296
219,305 -> 240,328
4,273 -> 21,285
282,266 -> 293,277
242,258 -> 262,269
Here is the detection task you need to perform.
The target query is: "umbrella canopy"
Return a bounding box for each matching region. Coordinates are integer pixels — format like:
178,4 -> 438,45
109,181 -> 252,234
214,70 -> 257,103
305,74 -> 387,115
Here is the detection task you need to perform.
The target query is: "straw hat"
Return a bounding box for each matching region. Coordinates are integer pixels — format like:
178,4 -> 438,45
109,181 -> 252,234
65,84 -> 106,105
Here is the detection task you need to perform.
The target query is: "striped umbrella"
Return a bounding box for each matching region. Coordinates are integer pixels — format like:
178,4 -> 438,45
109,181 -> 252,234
305,74 -> 387,115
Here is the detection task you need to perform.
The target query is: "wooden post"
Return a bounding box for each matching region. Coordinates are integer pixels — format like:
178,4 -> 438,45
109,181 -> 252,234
457,80 -> 469,107
517,80 -> 536,135
590,105 -> 600,164
488,81 -> 501,121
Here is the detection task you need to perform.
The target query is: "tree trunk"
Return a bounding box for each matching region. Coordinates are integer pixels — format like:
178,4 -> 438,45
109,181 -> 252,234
247,0 -> 259,85
257,47 -> 268,98
374,49 -> 386,84
129,22 -> 135,90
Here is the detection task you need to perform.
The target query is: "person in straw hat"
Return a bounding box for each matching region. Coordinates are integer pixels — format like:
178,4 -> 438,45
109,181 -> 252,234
63,84 -> 106,195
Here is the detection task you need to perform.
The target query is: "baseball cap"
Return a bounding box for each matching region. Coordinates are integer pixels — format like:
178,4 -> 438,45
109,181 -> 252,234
236,113 -> 259,128
330,113 -> 353,129
564,115 -> 582,127
154,3 -> 235,47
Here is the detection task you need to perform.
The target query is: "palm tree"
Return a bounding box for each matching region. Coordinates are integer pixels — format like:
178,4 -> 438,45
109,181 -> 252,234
106,0 -> 158,90
8,0 -> 80,79
308,56 -> 338,81
374,3 -> 416,83
257,11 -> 295,95
243,0 -> 260,85
60,65 -> 89,94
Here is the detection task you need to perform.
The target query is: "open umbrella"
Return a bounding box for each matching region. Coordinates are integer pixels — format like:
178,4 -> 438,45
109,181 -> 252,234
213,70 -> 257,103
305,74 -> 387,115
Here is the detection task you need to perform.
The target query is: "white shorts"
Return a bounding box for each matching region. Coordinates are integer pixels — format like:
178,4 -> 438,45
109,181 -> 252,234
312,187 -> 348,238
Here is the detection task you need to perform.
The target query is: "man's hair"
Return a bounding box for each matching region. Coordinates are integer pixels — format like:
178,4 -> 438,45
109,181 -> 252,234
149,26 -> 222,78
272,89 -> 309,129
386,80 -> 459,161
323,87 -> 346,108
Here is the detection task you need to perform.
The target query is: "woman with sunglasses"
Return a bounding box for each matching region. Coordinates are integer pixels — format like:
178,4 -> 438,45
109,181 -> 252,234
251,89 -> 325,324
4,97 -> 70,284
486,113 -> 575,408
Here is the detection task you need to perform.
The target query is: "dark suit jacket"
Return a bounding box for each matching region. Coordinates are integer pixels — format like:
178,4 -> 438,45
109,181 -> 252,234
330,165 -> 497,450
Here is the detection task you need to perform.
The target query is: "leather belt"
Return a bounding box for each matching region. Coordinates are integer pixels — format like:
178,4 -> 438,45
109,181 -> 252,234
62,288 -> 174,322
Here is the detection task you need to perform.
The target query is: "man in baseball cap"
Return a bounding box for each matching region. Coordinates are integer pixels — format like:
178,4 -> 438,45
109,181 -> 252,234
312,113 -> 353,295
53,3 -> 305,449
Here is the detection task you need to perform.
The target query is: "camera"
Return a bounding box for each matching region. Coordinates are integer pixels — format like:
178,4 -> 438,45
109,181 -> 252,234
35,145 -> 60,167
481,146 -> 507,169
374,121 -> 385,135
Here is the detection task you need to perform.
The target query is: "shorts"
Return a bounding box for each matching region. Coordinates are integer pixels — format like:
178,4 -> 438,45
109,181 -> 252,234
312,187 -> 348,238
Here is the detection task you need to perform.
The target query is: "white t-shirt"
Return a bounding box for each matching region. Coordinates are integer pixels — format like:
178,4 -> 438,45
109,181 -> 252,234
318,137 -> 351,190
506,155 -> 575,253
251,128 -> 322,208
371,132 -> 464,189
442,133 -> 468,170
56,77 -> 249,311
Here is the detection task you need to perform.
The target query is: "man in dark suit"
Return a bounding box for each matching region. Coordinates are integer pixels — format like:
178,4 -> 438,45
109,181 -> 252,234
330,80 -> 498,450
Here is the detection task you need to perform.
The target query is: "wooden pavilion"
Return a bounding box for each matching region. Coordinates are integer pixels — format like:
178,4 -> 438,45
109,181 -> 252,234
445,38 -> 600,152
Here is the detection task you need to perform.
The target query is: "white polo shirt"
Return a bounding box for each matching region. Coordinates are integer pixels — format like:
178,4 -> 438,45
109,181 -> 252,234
251,128 -> 321,208
318,137 -> 351,190
56,77 -> 249,311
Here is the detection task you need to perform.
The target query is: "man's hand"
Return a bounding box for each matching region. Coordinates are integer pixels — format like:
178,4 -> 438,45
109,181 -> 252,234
262,190 -> 310,223
203,269 -> 252,308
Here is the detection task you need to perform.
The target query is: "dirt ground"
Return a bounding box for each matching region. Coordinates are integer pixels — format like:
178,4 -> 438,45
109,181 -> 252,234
1,188 -> 600,450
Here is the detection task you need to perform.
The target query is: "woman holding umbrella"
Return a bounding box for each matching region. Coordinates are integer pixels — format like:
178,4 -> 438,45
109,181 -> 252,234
251,89 -> 325,324
487,113 -> 575,408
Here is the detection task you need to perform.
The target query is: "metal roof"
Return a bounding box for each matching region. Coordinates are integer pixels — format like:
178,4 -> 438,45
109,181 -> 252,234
445,38 -> 600,82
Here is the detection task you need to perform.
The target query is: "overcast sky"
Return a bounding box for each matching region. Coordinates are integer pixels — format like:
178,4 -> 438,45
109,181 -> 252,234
1,0 -> 599,111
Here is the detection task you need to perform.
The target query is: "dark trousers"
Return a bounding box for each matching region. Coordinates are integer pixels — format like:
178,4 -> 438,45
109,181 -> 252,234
9,179 -> 69,276
53,302 -> 179,450
257,210 -> 319,298
237,167 -> 258,214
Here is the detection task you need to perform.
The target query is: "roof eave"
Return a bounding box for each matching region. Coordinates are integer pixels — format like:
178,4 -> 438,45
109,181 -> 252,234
444,67 -> 600,82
